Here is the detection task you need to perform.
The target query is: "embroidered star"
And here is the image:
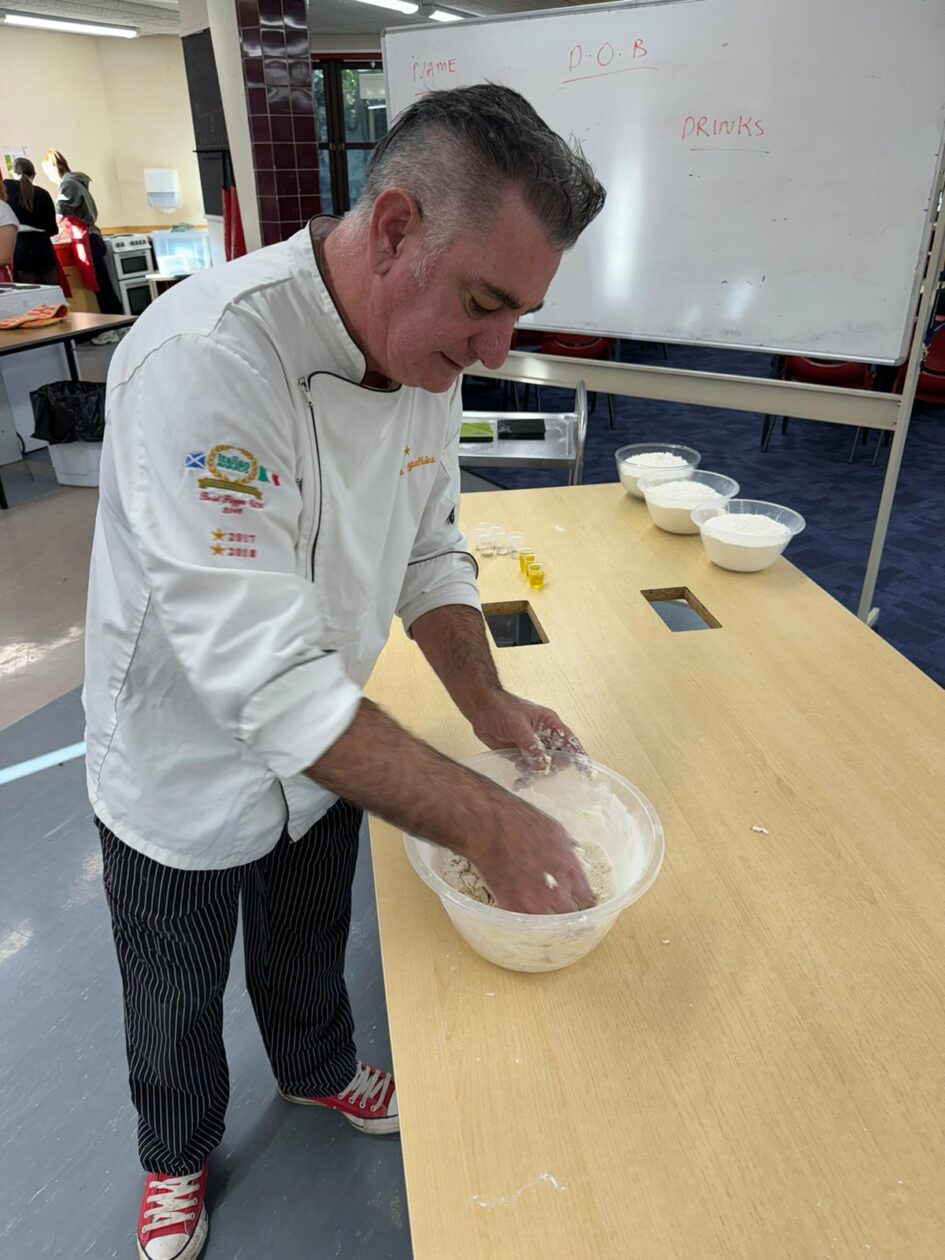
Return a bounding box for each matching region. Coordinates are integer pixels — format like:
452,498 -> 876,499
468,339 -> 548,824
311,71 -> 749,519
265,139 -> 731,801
211,544 -> 224,555
403,446 -> 411,457
211,529 -> 225,541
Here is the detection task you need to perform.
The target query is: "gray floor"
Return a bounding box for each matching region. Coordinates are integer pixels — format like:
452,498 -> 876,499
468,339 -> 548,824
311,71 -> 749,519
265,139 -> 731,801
0,689 -> 411,1260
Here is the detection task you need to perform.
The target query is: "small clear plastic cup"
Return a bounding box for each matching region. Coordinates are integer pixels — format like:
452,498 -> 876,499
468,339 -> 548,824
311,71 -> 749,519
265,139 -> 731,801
476,526 -> 497,556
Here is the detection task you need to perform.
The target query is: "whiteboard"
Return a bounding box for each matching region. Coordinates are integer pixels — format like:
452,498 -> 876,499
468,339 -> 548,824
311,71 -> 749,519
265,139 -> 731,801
383,0 -> 945,363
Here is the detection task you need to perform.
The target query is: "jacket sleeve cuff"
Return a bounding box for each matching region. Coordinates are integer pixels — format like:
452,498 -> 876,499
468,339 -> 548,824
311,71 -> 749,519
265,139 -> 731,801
398,553 -> 482,638
238,653 -> 363,778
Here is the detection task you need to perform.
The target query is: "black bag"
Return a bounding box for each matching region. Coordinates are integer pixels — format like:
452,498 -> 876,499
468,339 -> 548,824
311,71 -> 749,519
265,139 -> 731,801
30,380 -> 106,444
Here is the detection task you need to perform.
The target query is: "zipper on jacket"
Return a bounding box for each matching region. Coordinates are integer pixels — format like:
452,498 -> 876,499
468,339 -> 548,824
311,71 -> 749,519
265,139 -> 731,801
298,375 -> 322,582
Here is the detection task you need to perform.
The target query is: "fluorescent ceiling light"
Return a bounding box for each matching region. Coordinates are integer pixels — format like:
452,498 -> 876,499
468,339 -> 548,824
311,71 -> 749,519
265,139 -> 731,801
3,12 -> 138,37
430,9 -> 463,20
349,0 -> 419,14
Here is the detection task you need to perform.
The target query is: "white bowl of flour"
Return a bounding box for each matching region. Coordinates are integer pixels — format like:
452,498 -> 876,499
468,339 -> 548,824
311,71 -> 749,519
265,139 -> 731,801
691,499 -> 806,572
614,442 -> 701,499
403,751 -> 664,973
638,469 -> 740,534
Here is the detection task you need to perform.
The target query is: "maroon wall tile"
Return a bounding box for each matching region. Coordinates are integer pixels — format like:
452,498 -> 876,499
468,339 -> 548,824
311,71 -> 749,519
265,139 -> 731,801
261,27 -> 285,57
253,141 -> 274,171
267,84 -> 291,114
263,58 -> 289,86
238,0 -> 321,242
241,26 -> 261,57
246,85 -> 267,114
269,114 -> 294,142
273,142 -> 296,169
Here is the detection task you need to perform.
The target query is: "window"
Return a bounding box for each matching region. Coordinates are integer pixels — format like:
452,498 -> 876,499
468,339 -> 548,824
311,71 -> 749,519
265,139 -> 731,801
313,59 -> 388,215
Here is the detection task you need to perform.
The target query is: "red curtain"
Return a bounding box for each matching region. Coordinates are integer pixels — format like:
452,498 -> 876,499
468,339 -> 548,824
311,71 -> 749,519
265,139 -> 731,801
222,186 -> 246,261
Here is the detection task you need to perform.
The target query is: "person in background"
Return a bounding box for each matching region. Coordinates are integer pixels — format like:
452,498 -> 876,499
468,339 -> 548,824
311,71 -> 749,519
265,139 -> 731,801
3,158 -> 58,285
41,148 -> 122,313
0,182 -> 18,281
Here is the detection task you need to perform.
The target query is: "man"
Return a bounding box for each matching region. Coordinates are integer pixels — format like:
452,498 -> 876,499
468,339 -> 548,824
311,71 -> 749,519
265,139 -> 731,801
84,84 -> 605,1259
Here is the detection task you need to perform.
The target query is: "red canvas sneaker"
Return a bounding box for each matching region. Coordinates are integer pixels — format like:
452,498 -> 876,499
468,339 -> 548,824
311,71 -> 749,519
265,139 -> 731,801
279,1061 -> 399,1135
136,1167 -> 208,1260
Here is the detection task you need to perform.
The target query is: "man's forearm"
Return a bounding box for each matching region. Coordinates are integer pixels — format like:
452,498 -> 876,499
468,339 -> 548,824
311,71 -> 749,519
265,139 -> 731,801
409,604 -> 502,720
307,697 -> 595,913
308,698 -> 522,860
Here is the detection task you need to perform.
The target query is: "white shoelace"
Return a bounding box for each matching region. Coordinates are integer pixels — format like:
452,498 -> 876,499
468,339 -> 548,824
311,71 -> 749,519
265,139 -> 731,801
142,1173 -> 202,1235
341,1062 -> 391,1114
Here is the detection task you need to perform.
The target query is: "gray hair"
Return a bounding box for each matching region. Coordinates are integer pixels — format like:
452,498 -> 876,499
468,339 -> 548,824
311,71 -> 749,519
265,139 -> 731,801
350,84 -> 605,261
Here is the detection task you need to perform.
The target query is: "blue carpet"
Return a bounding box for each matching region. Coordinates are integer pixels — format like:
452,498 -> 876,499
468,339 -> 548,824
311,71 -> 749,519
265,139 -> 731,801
461,341 -> 944,687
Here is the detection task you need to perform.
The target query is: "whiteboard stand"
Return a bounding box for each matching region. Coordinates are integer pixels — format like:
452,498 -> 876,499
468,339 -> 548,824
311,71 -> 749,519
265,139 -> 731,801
857,176 -> 945,624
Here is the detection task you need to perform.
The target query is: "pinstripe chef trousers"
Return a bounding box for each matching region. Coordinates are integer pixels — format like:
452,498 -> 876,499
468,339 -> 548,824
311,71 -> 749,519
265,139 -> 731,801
96,801 -> 362,1176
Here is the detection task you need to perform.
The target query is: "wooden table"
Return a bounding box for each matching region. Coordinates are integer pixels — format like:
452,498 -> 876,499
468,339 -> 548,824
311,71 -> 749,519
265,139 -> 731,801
0,313 -> 134,509
0,312 -> 135,378
366,483 -> 945,1260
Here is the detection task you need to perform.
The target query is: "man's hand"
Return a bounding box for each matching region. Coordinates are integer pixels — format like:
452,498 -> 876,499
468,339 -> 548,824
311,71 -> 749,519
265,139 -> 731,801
467,805 -> 596,913
470,691 -> 587,774
309,699 -> 595,915
409,606 -> 587,774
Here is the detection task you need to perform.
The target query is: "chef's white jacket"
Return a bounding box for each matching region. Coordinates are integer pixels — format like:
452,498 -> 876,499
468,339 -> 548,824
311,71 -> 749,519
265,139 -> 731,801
84,226 -> 480,869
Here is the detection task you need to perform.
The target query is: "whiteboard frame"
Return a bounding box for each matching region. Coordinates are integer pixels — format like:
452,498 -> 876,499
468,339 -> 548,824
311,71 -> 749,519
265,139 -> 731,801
382,0 -> 945,365
469,162 -> 945,626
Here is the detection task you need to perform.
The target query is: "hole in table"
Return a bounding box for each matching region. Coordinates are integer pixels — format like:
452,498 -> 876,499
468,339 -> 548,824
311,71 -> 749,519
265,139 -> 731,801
482,601 -> 549,648
641,587 -> 721,632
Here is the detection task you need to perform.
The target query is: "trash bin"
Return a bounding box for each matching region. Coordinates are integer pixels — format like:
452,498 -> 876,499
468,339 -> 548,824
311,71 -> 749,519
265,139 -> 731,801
30,380 -> 106,487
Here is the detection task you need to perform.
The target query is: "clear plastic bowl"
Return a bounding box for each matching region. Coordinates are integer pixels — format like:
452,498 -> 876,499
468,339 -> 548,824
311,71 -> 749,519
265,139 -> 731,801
403,749 -> 664,973
691,498 -> 806,572
638,469 -> 740,534
614,442 -> 702,499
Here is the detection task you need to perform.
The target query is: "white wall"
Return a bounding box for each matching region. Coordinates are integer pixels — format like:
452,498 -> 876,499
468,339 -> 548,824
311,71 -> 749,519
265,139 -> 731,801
0,26 -> 202,228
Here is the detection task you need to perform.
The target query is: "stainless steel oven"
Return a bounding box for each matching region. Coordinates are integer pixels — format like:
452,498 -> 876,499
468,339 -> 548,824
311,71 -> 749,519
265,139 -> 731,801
108,235 -> 155,317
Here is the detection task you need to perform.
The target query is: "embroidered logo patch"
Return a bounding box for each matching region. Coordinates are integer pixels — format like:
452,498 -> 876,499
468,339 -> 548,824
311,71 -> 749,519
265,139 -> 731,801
399,444 -> 436,478
187,444 -> 282,515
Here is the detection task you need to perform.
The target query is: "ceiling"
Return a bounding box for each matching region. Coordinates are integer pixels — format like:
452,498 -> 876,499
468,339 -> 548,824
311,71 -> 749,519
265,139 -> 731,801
2,0 -> 181,37
312,0 -> 585,40
2,0 -> 585,41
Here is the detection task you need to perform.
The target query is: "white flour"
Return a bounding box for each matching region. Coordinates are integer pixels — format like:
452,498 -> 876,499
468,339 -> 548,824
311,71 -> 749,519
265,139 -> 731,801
618,451 -> 693,498
646,480 -> 726,507
434,770 -> 645,971
441,838 -> 615,909
701,512 -> 793,572
644,479 -> 727,534
622,451 -> 691,468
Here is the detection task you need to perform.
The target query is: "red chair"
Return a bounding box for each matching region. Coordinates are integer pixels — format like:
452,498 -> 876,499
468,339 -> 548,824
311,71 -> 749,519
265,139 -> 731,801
891,325 -> 945,398
525,333 -> 617,428
761,356 -> 876,460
